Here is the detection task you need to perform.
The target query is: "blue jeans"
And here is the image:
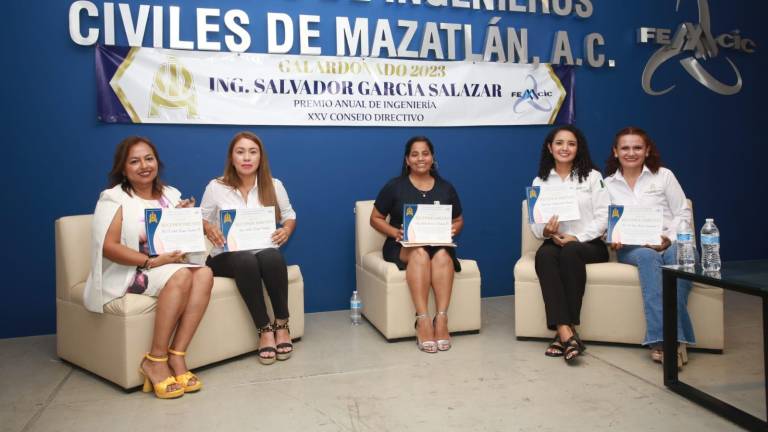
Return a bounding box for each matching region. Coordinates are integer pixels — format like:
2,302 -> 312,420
616,243 -> 696,346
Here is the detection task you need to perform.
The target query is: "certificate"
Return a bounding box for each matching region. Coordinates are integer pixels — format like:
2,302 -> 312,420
607,205 -> 664,246
145,208 -> 206,255
400,204 -> 455,247
220,207 -> 277,252
526,185 -> 581,224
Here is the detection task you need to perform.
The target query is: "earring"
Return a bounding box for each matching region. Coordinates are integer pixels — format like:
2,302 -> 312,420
433,160 -> 439,169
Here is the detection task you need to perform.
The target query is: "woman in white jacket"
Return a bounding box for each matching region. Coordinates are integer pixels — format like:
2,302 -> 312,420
529,125 -> 610,364
84,136 -> 213,399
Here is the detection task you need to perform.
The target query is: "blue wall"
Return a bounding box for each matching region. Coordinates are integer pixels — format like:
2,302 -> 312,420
3,1 -> 765,338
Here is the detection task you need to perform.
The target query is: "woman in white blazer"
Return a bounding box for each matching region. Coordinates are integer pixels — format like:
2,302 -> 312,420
84,136 -> 213,399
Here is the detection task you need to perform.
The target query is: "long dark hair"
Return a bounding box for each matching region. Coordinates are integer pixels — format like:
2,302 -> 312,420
605,127 -> 663,176
537,125 -> 597,183
400,136 -> 439,177
218,131 -> 281,222
108,136 -> 165,197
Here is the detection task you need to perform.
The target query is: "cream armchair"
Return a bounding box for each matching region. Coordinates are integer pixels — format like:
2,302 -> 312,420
354,200 -> 481,340
513,200 -> 724,350
55,214 -> 305,389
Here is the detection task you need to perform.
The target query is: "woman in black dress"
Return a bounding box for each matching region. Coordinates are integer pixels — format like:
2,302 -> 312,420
370,136 -> 464,353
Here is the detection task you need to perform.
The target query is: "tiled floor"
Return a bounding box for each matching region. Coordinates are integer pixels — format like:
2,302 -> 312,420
1,293 -> 763,432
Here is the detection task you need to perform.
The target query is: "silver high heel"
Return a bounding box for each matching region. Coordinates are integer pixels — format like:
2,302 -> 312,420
434,311 -> 451,351
414,313 -> 437,353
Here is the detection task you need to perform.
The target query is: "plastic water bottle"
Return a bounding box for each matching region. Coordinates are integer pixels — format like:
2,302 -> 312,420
350,290 -> 362,325
676,220 -> 696,268
701,218 -> 721,272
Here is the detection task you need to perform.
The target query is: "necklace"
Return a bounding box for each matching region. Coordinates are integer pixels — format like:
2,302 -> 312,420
409,174 -> 433,198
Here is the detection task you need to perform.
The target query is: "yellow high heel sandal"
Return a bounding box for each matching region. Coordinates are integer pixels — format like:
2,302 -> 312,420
168,348 -> 202,392
138,353 -> 185,399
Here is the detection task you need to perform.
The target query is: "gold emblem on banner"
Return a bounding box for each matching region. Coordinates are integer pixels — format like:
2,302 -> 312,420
406,207 -> 414,217
529,189 -> 537,198
148,211 -> 158,224
149,56 -> 198,119
223,213 -> 233,224
612,208 -> 620,218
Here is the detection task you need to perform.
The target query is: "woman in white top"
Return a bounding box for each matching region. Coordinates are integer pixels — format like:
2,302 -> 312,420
84,136 -> 214,399
200,131 -> 297,365
530,125 -> 610,363
604,127 -> 695,367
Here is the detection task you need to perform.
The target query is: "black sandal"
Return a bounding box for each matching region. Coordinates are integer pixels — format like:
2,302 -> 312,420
257,323 -> 277,365
564,331 -> 586,364
273,320 -> 293,361
545,334 -> 565,357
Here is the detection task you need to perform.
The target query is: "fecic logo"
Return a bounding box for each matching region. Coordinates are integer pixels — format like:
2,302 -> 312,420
638,0 -> 757,96
512,75 -> 554,113
149,56 -> 198,118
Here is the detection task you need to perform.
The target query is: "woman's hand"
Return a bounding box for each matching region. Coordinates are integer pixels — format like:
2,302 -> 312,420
272,227 -> 291,246
150,250 -> 185,267
609,241 -> 623,250
645,235 -> 671,252
543,215 -> 560,238
553,234 -> 578,247
204,222 -> 226,247
394,226 -> 404,242
176,197 -> 196,208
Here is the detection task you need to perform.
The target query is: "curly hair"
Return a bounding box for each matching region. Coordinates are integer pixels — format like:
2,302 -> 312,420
537,125 -> 597,183
401,136 -> 440,178
605,127 -> 663,176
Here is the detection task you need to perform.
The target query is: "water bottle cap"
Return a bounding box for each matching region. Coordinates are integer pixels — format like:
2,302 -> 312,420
705,218 -> 713,222
352,290 -> 358,294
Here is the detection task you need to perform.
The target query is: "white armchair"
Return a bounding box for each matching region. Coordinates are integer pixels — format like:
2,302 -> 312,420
513,200 -> 724,350
354,200 -> 482,340
56,214 -> 305,389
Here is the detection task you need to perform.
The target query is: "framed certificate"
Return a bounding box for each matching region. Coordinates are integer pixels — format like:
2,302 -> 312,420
400,204 -> 455,247
220,207 -> 277,252
526,185 -> 581,224
607,205 -> 664,246
145,208 -> 206,256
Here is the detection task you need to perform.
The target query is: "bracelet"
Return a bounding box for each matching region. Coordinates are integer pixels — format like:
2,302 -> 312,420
140,258 -> 150,270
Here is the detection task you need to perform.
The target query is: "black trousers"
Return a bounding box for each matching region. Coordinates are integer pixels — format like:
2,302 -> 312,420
535,238 -> 608,330
206,249 -> 289,328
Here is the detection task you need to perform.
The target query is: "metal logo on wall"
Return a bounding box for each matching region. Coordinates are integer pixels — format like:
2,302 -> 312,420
638,0 -> 757,96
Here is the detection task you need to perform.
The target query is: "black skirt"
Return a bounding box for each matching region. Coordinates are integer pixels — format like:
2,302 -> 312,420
382,238 -> 462,272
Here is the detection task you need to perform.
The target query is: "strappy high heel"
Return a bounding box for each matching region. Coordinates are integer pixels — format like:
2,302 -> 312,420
651,343 -> 687,369
168,348 -> 202,392
414,313 -> 437,354
564,328 -> 586,364
678,343 -> 688,365
257,323 -> 277,365
273,319 -> 294,361
138,353 -> 184,399
433,311 -> 451,351
545,333 -> 565,357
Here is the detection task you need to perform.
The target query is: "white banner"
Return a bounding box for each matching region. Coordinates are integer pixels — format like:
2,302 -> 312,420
98,46 -> 573,127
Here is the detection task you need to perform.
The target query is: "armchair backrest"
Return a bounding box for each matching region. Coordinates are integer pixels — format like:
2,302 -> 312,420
355,200 -> 386,265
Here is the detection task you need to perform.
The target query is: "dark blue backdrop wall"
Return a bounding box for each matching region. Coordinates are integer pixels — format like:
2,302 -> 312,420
2,1 -> 765,338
